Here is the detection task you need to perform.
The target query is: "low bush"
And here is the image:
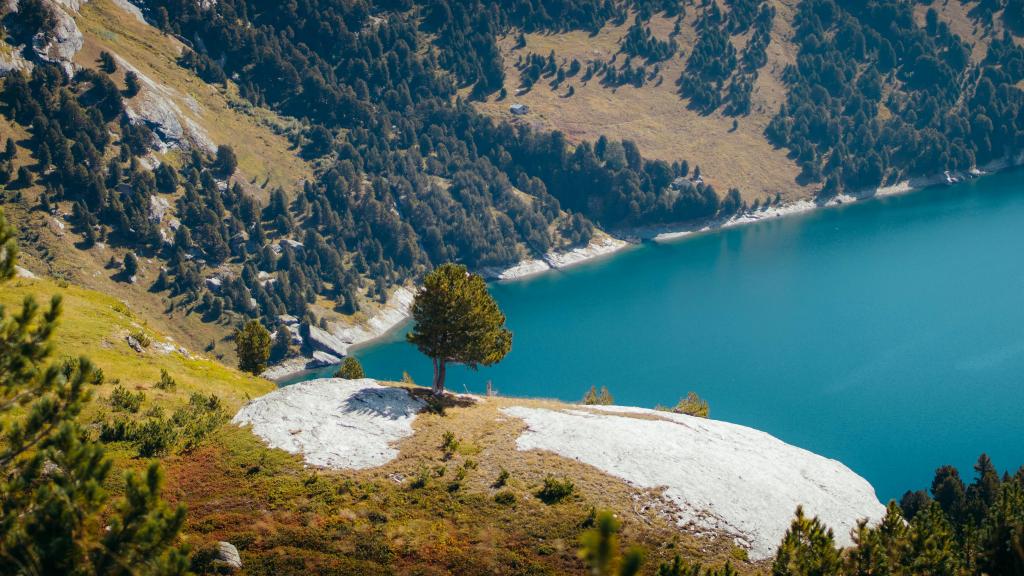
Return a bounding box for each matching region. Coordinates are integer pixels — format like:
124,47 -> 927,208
494,490 -> 517,506
155,369 -> 177,391
536,476 -> 575,504
109,384 -> 144,413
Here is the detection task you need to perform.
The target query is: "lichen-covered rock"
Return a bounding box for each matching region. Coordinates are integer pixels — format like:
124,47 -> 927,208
213,541 -> 242,571
503,405 -> 886,560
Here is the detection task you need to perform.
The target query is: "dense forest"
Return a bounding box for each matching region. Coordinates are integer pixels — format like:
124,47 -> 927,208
771,454 -> 1024,576
3,0 -> 1024,354
767,0 -> 1024,195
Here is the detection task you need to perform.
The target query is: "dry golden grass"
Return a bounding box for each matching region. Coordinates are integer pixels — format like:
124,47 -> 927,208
913,0 -> 997,63
166,383 -> 762,575
473,3 -> 815,204
74,0 -> 312,197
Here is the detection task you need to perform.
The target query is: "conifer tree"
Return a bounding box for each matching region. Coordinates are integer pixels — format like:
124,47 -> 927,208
579,510 -> 643,576
771,506 -> 841,576
408,264 -> 511,395
234,319 -> 270,375
334,356 -> 365,379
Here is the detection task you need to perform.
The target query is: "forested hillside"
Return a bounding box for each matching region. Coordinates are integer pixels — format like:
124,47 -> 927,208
1,0 -> 1023,362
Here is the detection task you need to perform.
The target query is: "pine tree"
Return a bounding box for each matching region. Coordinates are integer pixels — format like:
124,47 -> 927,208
234,319 -> 270,374
334,356 -> 365,379
407,264 -> 511,395
771,506 -> 842,576
0,208 -> 188,573
124,71 -> 141,98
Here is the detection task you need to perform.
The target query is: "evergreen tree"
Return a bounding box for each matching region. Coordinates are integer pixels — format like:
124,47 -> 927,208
234,319 -> 270,375
334,356 -> 365,379
124,71 -> 141,98
214,145 -> 237,178
407,263 -> 511,395
99,50 -> 117,73
771,506 -> 842,576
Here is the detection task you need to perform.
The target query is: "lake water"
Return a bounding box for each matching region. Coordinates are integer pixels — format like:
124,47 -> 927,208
287,169 -> 1024,501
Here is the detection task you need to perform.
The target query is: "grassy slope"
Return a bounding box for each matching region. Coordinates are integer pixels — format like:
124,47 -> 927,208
167,389 -> 759,575
1,0 -> 323,361
473,2 -> 813,204
74,0 -> 312,196
1,277 -> 757,574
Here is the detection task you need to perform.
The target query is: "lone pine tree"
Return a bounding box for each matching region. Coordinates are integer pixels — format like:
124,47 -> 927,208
407,263 -> 511,395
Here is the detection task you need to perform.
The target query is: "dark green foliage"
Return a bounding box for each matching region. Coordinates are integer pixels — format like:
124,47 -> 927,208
155,369 -> 177,391
214,144 -> 237,178
235,319 -> 270,375
99,51 -> 118,73
0,209 -> 189,573
132,418 -> 178,457
768,0 -> 1023,196
110,383 -> 144,413
123,251 -> 138,277
536,476 -> 575,504
776,455 -> 1024,575
408,264 -> 511,395
123,71 -> 141,98
334,356 -> 365,379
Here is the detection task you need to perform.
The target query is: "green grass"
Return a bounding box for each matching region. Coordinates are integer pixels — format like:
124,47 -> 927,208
0,277 -> 273,417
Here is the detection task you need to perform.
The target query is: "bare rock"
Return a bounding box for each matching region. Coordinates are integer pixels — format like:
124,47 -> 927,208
213,541 -> 242,571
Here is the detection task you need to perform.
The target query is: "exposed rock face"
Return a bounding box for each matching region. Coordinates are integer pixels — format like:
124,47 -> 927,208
233,378 -> 425,469
31,0 -> 85,75
502,405 -> 886,560
310,350 -> 341,367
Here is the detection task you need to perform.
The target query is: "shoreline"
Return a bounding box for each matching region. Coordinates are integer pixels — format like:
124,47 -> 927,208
265,155 -> 1023,383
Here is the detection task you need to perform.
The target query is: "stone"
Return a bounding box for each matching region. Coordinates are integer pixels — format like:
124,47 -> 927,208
213,541 -> 242,571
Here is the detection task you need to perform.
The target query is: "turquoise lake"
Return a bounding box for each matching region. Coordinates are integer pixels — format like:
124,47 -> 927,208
288,168 -> 1024,501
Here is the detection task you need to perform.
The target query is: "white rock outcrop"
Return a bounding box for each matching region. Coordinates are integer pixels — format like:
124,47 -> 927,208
502,405 -> 885,560
232,378 -> 424,469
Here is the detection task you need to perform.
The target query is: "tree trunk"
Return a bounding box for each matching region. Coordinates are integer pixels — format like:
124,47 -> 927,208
432,359 -> 447,396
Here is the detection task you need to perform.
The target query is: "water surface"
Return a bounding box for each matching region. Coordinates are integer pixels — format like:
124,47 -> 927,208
289,169 -> 1024,500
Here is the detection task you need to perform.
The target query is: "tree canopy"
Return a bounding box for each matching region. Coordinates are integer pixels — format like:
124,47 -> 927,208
407,263 -> 511,395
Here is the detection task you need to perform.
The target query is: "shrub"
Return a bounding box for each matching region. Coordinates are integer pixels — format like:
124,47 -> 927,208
99,416 -> 136,442
494,490 -> 517,506
537,476 -> 575,504
409,467 -> 430,489
334,356 -> 365,379
441,430 -> 459,458
583,385 -> 614,405
128,329 -> 151,348
155,369 -> 177,391
493,467 -> 510,488
171,393 -> 227,453
109,384 -> 144,413
133,418 -> 178,457
660,391 -> 710,418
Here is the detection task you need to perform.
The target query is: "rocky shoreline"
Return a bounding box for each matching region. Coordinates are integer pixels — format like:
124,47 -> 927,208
264,155 -> 1024,382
